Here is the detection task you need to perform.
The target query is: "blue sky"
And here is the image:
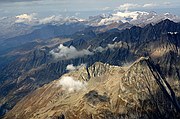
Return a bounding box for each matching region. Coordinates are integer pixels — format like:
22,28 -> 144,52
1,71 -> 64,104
0,0 -> 180,18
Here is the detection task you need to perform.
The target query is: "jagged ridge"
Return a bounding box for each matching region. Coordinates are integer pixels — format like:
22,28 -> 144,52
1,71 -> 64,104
4,57 -> 180,119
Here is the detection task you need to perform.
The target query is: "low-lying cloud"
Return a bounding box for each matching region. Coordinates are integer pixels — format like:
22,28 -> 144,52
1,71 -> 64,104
51,41 -> 128,60
94,40 -> 128,53
50,44 -> 94,60
58,76 -> 86,92
66,64 -> 86,71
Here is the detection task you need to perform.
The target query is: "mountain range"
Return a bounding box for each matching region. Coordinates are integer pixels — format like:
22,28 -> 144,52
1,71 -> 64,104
0,11 -> 180,40
0,11 -> 180,118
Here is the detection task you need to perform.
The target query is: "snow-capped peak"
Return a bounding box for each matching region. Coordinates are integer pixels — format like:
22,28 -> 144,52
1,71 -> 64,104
91,11 -> 180,26
14,14 -> 86,25
114,11 -> 149,20
1,11 -> 180,40
96,11 -> 151,26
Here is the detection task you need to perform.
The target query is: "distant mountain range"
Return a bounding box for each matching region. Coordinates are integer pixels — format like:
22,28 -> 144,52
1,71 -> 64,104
89,11 -> 180,26
1,11 -> 180,54
0,11 -> 180,40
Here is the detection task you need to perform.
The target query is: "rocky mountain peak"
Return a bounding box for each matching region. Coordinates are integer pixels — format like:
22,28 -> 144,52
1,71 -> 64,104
4,57 -> 180,119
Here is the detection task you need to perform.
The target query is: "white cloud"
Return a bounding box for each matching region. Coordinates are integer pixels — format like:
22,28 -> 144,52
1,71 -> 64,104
94,40 -> 128,53
101,7 -> 110,11
16,14 -> 33,19
51,42 -> 125,60
50,44 -> 94,60
117,3 -> 160,11
39,15 -> 59,24
75,12 -> 80,16
66,64 -> 76,71
143,3 -> 157,8
66,64 -> 86,71
15,13 -> 37,23
107,41 -> 124,49
58,76 -> 86,92
117,3 -> 140,11
163,2 -> 171,5
94,46 -> 105,52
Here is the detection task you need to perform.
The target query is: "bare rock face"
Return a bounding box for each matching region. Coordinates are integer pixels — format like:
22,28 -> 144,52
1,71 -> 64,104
84,90 -> 110,106
114,57 -> 180,118
4,57 -> 180,119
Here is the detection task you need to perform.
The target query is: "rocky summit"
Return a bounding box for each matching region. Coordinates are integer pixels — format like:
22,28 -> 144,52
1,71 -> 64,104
4,57 -> 180,119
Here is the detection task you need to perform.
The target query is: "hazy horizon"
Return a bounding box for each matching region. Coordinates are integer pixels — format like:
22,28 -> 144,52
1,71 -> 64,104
0,0 -> 180,18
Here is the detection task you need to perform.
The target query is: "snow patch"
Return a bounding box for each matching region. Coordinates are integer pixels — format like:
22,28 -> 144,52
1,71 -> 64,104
98,11 -> 150,25
168,32 -> 178,35
112,37 -> 118,41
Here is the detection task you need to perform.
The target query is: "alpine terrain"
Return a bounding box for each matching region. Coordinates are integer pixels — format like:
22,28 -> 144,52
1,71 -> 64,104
0,4 -> 180,119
